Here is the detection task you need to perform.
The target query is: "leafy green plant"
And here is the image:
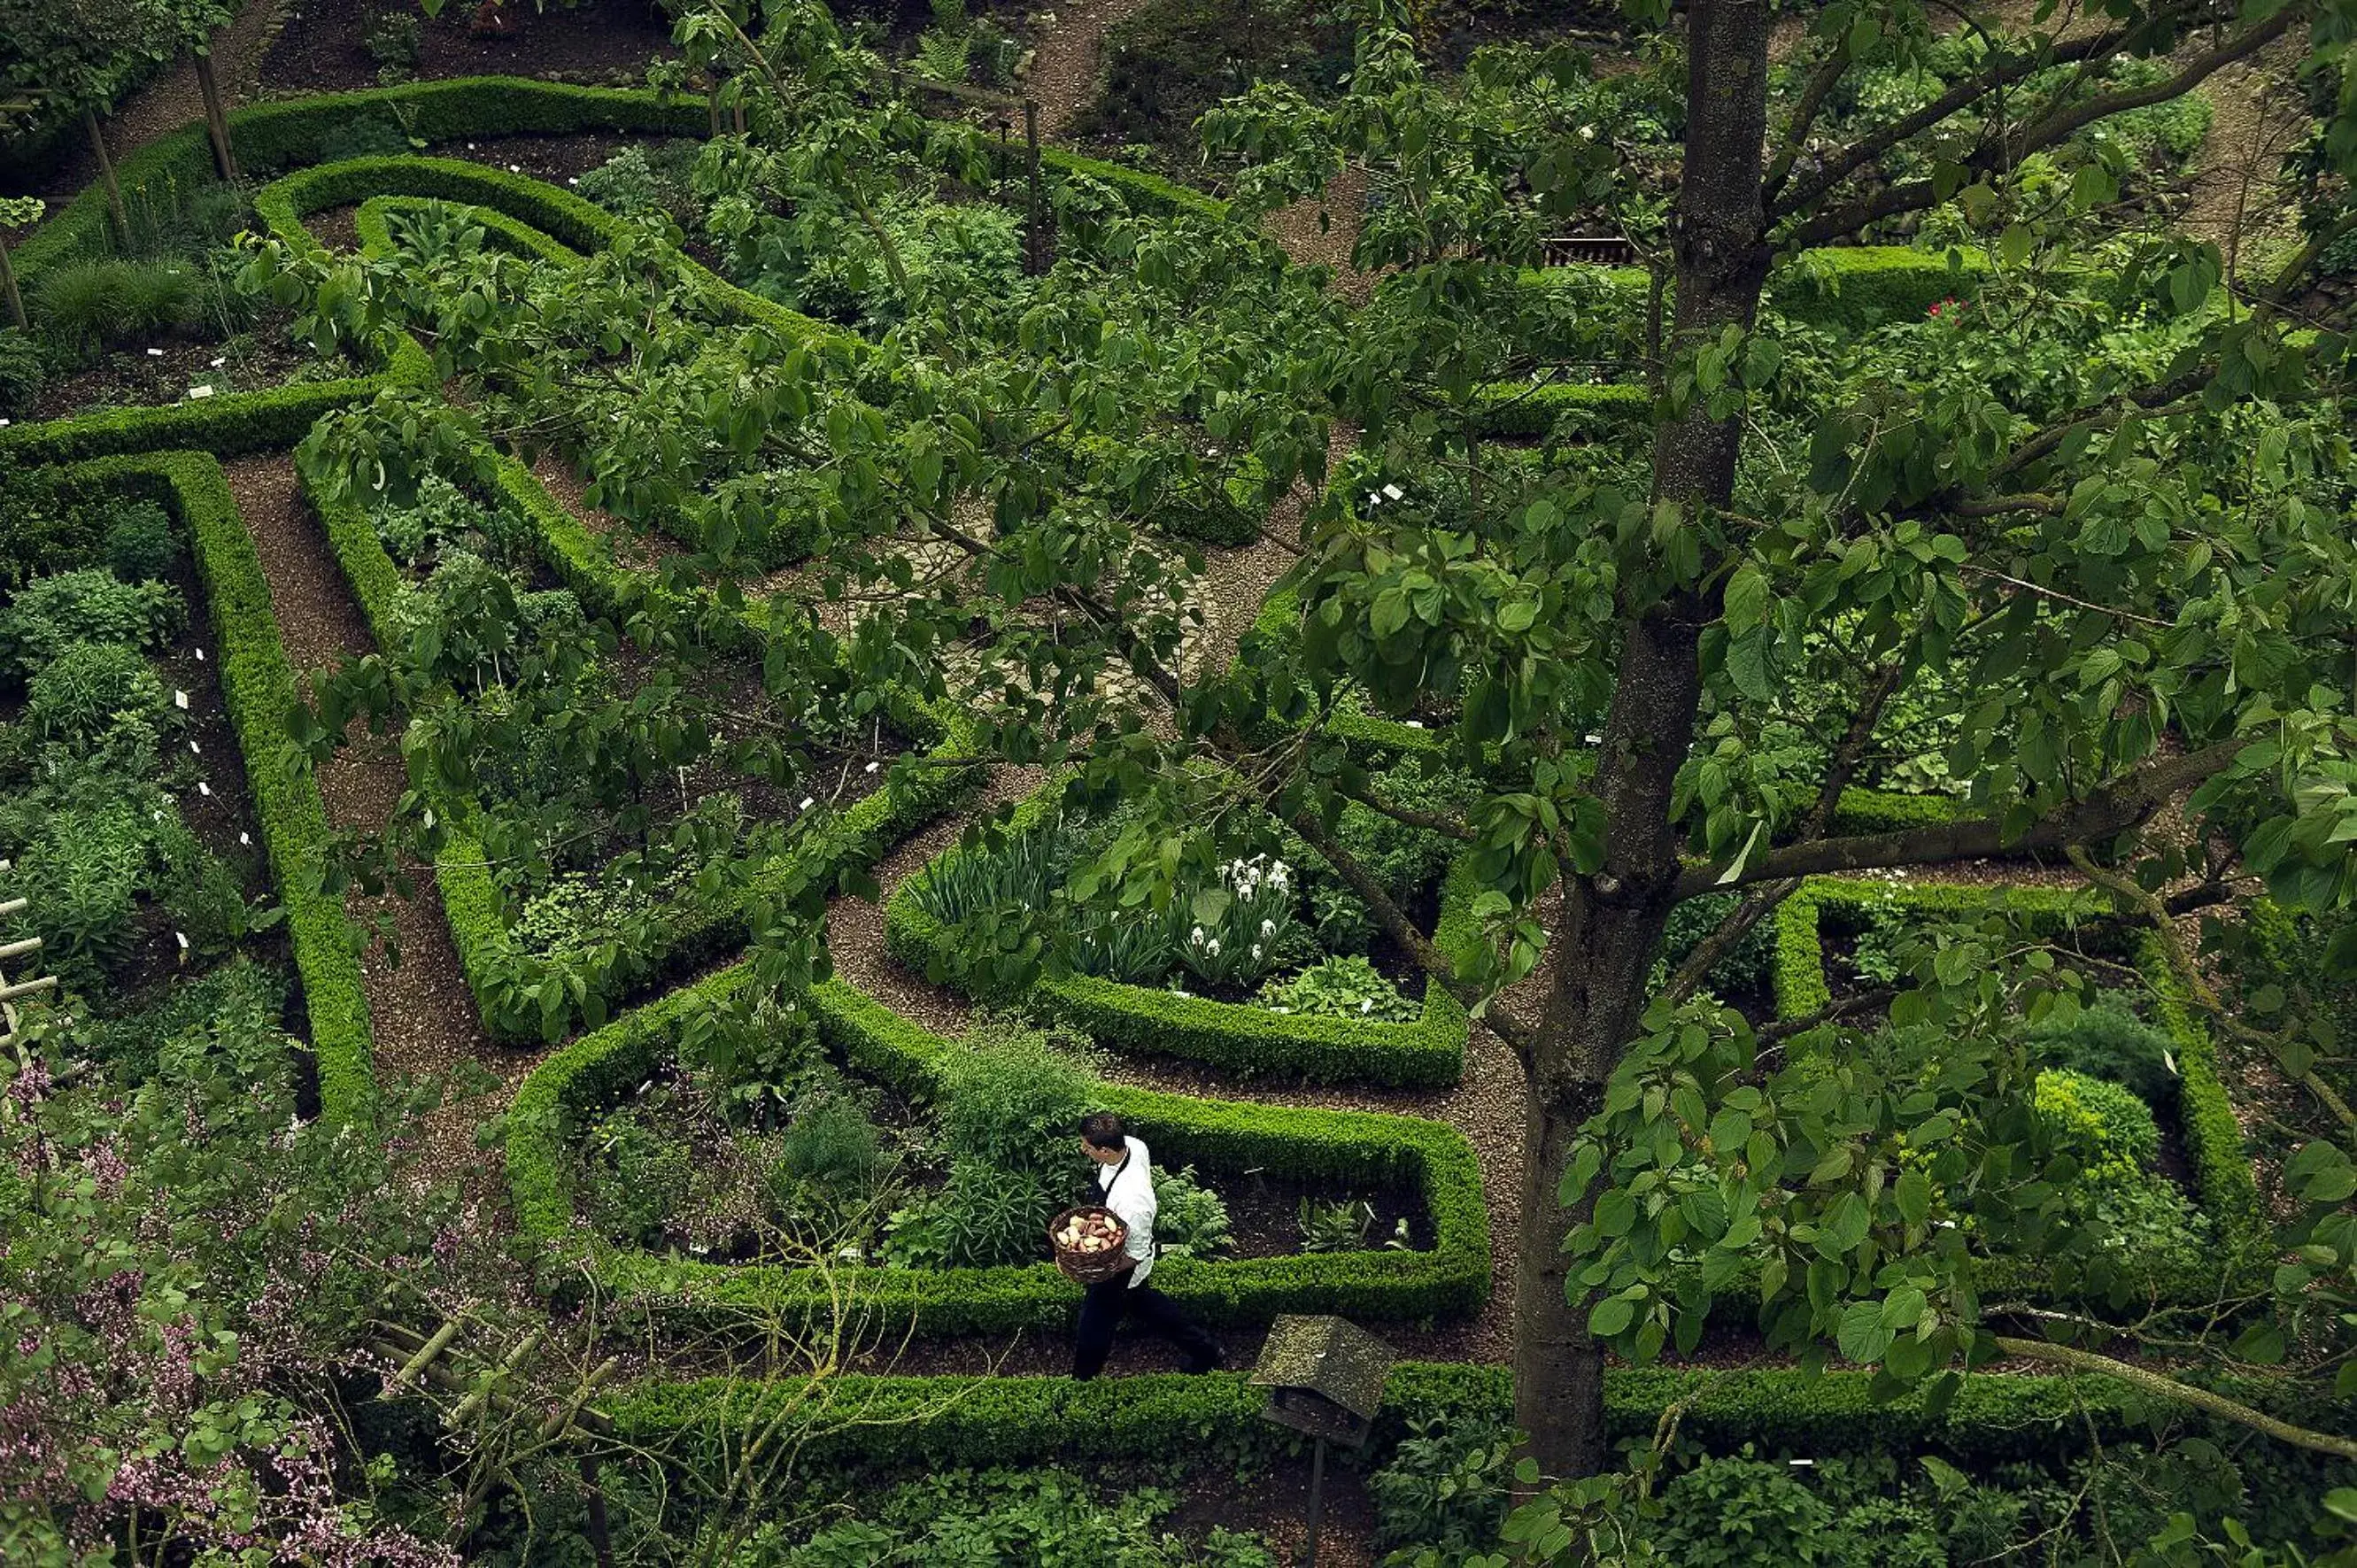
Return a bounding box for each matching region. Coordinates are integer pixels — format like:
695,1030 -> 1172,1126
367,472 -> 531,568
931,1019 -> 1099,1178
1653,889 -> 1779,1000
26,641 -> 169,748
576,146 -> 666,216
880,1160 -> 1047,1269
1298,1194 -> 1374,1253
364,9 -> 423,80
1152,1162 -> 1233,1260
584,1104 -> 694,1247
103,502 -> 182,583
1257,954 -> 1418,1021
774,1466 -> 1276,1565
81,957 -> 287,1082
1651,1454 -> 1837,1565
0,328 -> 45,418
771,1094 -> 882,1198
0,568 -> 182,674
1369,1412 -> 1516,1562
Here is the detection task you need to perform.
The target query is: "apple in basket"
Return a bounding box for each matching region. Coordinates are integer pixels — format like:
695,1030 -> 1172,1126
1056,1214 -> 1123,1254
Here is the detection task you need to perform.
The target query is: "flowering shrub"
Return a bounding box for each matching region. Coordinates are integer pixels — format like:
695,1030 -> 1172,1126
1178,854 -> 1299,990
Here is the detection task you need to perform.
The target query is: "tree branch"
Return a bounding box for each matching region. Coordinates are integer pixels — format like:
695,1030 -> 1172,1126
1756,985 -> 1900,1043
1675,739 -> 2240,898
1761,42 -> 1855,208
1279,793 -> 1541,1060
1780,10 -> 2284,249
1990,1336 -> 2357,1464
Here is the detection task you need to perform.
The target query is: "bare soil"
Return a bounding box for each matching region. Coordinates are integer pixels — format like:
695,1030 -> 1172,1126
257,0 -> 676,98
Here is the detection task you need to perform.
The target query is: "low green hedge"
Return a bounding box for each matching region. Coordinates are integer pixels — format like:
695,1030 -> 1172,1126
883,780 -> 1470,1087
46,452 -> 377,1132
1039,147 -> 1232,223
1770,876 -> 2267,1301
13,77 -> 707,290
354,195 -> 582,267
607,1359 -> 2206,1479
1470,381 -> 1650,440
502,969 -> 1490,1335
1768,244 -> 1990,333
257,154 -> 851,355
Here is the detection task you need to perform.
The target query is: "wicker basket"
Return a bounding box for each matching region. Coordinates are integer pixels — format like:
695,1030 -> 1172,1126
1048,1204 -> 1131,1285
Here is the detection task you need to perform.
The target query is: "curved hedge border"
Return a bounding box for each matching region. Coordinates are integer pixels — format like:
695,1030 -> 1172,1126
502,965 -> 1488,1336
46,452 -> 376,1132
253,154 -> 852,355
354,194 -> 582,267
609,1358 -> 2255,1479
882,778 -> 1470,1087
1771,875 -> 2267,1302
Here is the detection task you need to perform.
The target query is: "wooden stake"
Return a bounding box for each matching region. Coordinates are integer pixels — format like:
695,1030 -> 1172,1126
194,46 -> 236,182
83,108 -> 128,246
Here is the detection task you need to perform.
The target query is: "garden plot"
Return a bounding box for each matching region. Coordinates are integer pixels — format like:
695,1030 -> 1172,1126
505,963 -> 1490,1337
885,762 -> 1475,1086
1757,876 -> 2263,1302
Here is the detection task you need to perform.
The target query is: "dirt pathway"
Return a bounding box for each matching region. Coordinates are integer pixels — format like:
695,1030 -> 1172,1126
1023,0 -> 1155,141
34,0 -> 286,200
2177,40 -> 2310,268
220,454 -> 520,1150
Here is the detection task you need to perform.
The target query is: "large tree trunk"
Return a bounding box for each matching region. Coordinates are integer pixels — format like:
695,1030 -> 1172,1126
1509,0 -> 1776,1484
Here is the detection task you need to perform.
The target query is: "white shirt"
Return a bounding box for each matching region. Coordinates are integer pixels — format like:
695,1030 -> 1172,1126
1095,1135 -> 1157,1287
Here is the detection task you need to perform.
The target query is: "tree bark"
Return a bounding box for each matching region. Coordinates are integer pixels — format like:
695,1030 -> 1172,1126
195,45 -> 236,182
0,236 -> 25,332
83,108 -> 128,248
1510,0 -> 1776,1483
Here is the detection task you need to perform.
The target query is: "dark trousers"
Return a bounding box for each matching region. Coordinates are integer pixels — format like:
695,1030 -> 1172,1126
1071,1275 -> 1222,1379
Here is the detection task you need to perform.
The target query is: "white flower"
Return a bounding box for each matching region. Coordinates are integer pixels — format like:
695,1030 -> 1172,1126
1191,925 -> 1206,945
1206,938 -> 1221,957
1260,919 -> 1275,938
1251,944 -> 1264,960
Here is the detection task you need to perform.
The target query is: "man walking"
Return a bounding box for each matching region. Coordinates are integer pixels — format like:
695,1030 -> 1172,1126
1071,1110 -> 1224,1379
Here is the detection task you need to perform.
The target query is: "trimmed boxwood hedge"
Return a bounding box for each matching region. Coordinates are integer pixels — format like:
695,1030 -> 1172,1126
1770,876 -> 2268,1300
607,1358 -> 2207,1479
298,437 -> 982,1047
502,967 -> 1489,1335
12,78 -> 709,290
45,452 -> 377,1132
354,195 -> 582,267
883,778 -> 1470,1087
254,154 -> 853,355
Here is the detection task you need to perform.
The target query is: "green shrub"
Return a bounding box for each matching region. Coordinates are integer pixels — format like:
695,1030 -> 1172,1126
1177,853 -> 1298,991
1298,1195 -> 1376,1253
1153,1162 -> 1233,1260
82,956 -> 287,1082
103,502 -> 182,583
0,567 -> 182,673
364,10 -> 424,76
26,642 -> 169,747
1652,1456 -> 1837,1565
12,792 -> 156,977
933,1020 -> 1100,1178
1655,889 -> 1780,999
576,146 -> 666,215
0,328 -> 44,417
2036,1067 -> 2161,1179
1257,954 -> 1418,1022
772,1094 -> 882,1195
317,117 -> 414,164
1368,1411 -> 1515,1560
2026,999 -> 2176,1105
772,1467 -> 1276,1566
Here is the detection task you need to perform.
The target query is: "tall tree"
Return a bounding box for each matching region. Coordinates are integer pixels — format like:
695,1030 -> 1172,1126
269,0 -> 2357,1491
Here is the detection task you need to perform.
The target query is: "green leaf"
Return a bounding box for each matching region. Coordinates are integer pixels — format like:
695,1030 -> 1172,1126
1836,1299 -> 1895,1363
1588,1295 -> 1635,1338
1895,1170 -> 1932,1226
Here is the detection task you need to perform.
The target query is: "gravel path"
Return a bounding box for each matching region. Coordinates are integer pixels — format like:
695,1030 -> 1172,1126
1023,0 -> 1155,140
220,454 -> 519,1154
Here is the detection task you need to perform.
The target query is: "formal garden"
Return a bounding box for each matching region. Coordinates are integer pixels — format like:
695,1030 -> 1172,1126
3,0 -> 2356,1562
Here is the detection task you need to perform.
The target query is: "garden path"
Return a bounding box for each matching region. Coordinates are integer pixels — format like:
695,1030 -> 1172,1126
1023,0 -> 1155,141
220,452 -> 515,1154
